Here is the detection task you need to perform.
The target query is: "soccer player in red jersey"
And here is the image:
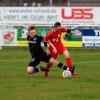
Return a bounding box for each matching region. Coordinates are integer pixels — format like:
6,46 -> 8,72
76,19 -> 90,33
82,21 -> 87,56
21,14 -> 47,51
44,22 -> 81,77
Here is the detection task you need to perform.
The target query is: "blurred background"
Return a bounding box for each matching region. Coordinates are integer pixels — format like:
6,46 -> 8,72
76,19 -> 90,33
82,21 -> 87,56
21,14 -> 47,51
0,0 -> 100,7
0,0 -> 100,47
0,1 -> 100,100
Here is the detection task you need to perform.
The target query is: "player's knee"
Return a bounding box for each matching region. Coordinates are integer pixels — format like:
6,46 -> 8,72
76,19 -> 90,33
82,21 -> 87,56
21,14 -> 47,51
63,50 -> 71,58
66,54 -> 71,58
49,57 -> 59,65
27,66 -> 34,74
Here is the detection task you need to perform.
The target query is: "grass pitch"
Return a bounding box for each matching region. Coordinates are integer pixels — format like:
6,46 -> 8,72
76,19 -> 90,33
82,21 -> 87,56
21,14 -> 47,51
0,47 -> 100,100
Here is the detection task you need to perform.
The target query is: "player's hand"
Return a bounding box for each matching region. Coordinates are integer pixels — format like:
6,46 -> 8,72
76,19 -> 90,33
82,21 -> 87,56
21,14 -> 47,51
71,31 -> 82,38
46,48 -> 50,55
53,47 -> 57,54
43,47 -> 50,55
77,34 -> 82,38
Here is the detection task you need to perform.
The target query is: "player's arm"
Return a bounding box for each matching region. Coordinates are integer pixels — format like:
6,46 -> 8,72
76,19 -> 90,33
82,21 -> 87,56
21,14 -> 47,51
43,42 -> 50,54
19,32 -> 35,44
44,33 -> 57,54
48,40 -> 57,54
39,36 -> 50,54
19,32 -> 29,39
61,27 -> 81,38
43,40 -> 57,54
66,29 -> 81,38
39,36 -> 47,47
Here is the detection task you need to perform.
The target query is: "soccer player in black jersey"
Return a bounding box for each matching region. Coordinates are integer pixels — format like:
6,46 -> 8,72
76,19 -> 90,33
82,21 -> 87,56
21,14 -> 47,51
27,25 -> 71,76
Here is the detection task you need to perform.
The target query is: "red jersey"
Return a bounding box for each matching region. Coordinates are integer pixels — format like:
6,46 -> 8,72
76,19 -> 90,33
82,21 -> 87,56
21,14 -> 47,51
44,27 -> 67,54
44,27 -> 67,47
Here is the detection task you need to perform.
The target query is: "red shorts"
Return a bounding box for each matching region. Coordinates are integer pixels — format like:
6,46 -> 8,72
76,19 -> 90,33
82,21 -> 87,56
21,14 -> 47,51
49,45 -> 67,59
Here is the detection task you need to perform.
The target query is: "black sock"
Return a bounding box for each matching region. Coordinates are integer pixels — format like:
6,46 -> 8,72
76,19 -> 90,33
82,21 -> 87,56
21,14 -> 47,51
57,63 -> 67,70
33,68 -> 39,73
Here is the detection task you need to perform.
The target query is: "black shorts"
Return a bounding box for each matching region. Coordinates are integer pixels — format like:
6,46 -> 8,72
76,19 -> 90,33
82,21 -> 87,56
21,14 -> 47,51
28,51 -> 51,67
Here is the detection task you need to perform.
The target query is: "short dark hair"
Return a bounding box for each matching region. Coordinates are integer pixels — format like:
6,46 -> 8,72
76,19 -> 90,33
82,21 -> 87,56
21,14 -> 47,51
54,22 -> 61,28
28,25 -> 35,31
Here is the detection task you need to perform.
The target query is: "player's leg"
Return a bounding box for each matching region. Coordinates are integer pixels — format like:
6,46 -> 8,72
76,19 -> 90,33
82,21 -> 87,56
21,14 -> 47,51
45,63 -> 51,77
63,50 -> 72,69
46,47 -> 58,69
49,57 -> 68,70
57,45 -> 74,73
27,57 -> 46,74
45,47 -> 58,77
45,53 -> 58,76
56,45 -> 73,69
40,52 -> 68,77
63,50 -> 76,76
41,52 -> 68,70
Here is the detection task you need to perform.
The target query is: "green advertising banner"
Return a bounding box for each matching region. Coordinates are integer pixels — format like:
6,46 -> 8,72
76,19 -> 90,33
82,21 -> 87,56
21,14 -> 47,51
61,30 -> 82,47
16,27 -> 51,46
17,26 -> 28,46
16,26 -> 82,47
36,27 -> 51,37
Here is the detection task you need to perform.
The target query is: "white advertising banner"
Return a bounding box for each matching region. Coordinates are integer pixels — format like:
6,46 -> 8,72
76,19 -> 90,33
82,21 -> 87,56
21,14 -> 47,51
60,7 -> 100,26
0,7 -> 100,26
0,7 -> 60,26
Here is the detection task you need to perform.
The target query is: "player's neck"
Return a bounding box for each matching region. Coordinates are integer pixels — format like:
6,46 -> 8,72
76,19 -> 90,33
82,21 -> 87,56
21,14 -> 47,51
53,29 -> 57,33
30,35 -> 36,38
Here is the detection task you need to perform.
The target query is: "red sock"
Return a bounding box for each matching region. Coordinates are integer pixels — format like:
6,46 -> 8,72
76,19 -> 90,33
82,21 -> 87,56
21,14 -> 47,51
45,63 -> 52,77
46,63 -> 52,69
45,71 -> 48,77
66,58 -> 72,69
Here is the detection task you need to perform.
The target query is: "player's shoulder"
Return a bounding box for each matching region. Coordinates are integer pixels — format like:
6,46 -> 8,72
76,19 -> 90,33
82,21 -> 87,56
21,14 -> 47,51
37,35 -> 43,38
36,35 -> 43,40
35,34 -> 39,37
47,29 -> 54,35
60,26 -> 67,30
27,34 -> 31,39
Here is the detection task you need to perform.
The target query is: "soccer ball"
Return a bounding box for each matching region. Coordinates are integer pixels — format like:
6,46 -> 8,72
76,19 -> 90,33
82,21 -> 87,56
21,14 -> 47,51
62,69 -> 72,79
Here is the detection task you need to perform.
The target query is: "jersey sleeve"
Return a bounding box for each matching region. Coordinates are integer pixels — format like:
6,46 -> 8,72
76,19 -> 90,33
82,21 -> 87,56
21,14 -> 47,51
39,36 -> 43,41
60,27 -> 72,36
27,35 -> 30,41
60,27 -> 67,32
39,36 -> 47,47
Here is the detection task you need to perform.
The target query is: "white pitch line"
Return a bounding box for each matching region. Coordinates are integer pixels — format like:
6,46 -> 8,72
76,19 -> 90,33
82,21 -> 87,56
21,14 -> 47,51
74,61 -> 100,65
